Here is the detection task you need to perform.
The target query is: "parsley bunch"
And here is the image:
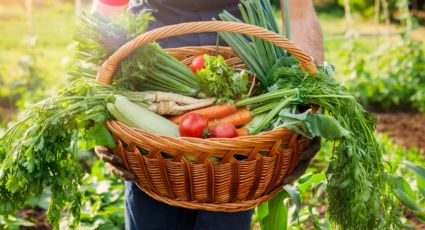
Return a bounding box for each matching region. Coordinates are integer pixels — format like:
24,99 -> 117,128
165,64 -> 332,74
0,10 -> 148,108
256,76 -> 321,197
197,54 -> 249,102
0,79 -> 149,228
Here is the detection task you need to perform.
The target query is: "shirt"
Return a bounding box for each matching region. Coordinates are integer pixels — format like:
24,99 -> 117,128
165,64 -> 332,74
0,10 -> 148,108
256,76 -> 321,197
128,0 -> 242,48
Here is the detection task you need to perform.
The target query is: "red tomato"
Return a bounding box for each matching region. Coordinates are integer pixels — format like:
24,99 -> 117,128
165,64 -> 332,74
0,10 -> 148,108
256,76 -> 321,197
179,113 -> 208,138
210,122 -> 238,138
189,55 -> 205,73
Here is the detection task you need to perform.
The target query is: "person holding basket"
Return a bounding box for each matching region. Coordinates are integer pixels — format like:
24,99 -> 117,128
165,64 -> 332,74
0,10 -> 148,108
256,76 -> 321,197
92,0 -> 323,229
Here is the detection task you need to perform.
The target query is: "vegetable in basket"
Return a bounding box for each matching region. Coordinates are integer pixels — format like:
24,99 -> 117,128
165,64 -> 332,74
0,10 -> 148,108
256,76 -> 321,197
72,13 -> 201,97
196,54 -> 250,102
189,55 -> 206,73
170,103 -> 237,124
108,95 -> 180,137
179,113 -> 208,138
209,122 -> 238,138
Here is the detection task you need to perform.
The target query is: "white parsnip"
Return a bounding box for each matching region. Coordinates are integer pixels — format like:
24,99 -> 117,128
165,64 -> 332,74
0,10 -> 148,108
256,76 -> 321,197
148,98 -> 216,115
135,91 -> 215,105
128,91 -> 216,115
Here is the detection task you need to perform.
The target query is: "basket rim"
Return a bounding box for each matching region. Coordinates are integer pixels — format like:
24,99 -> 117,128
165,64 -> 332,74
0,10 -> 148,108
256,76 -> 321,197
95,20 -> 317,85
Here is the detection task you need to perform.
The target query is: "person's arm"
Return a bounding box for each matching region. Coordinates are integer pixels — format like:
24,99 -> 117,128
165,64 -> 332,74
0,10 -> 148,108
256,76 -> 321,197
280,0 -> 324,64
91,0 -> 128,19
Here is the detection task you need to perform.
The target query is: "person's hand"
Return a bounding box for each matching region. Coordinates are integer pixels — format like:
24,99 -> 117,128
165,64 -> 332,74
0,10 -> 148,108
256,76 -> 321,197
94,146 -> 136,182
283,137 -> 321,184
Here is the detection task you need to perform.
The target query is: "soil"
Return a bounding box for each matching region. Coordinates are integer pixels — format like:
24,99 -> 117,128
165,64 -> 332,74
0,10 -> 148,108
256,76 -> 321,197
375,111 -> 425,154
374,110 -> 425,229
0,98 -> 17,123
17,208 -> 51,230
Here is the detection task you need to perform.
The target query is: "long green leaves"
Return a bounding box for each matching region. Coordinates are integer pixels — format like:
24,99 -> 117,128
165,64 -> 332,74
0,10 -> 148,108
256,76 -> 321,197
218,0 -> 286,89
257,191 -> 289,230
386,174 -> 422,211
404,161 -> 425,198
73,13 -> 200,96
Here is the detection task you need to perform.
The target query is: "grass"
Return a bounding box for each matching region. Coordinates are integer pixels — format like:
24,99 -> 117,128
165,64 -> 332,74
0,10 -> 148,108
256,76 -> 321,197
0,3 -> 76,87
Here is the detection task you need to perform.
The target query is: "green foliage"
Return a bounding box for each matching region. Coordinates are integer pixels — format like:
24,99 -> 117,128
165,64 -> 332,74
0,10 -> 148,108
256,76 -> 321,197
253,135 -> 425,229
0,159 -> 125,230
276,68 -> 393,229
72,13 -> 200,96
273,108 -> 349,139
338,0 -> 378,17
73,13 -> 152,66
238,63 -> 403,229
0,39 -> 47,115
341,35 -> 425,112
219,0 -> 286,88
340,0 -> 425,112
60,160 -> 125,229
197,55 -> 249,102
404,161 -> 425,198
0,215 -> 35,230
0,79 -> 146,228
387,174 -> 422,211
257,191 -> 289,230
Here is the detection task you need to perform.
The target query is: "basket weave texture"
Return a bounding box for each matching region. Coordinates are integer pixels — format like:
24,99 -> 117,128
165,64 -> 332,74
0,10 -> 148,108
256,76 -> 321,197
96,21 -> 317,212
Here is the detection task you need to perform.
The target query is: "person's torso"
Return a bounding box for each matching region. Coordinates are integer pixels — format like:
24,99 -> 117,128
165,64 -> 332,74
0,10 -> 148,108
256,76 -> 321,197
128,0 -> 242,47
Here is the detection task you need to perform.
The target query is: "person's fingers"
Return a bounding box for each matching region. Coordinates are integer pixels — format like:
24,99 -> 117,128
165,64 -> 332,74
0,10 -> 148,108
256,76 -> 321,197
299,137 -> 321,161
283,160 -> 311,184
94,146 -> 123,164
95,146 -> 137,182
105,162 -> 137,182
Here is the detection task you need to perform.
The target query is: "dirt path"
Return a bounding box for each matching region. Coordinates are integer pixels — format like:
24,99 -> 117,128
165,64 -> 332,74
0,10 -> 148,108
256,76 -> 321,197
375,112 -> 425,154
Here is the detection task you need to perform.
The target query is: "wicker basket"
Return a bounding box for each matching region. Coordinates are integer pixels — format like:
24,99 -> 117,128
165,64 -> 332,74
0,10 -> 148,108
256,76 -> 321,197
96,21 -> 318,212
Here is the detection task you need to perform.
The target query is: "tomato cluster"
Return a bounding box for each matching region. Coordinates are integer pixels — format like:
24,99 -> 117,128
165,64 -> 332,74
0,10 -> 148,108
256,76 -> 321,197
179,113 -> 238,138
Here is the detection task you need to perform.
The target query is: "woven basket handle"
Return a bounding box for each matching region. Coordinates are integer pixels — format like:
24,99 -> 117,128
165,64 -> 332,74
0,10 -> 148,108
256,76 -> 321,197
96,21 -> 317,84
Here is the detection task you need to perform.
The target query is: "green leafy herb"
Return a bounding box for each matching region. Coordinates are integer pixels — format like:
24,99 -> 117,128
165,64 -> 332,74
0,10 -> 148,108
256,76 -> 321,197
0,78 -> 152,228
197,55 -> 249,102
273,108 -> 349,139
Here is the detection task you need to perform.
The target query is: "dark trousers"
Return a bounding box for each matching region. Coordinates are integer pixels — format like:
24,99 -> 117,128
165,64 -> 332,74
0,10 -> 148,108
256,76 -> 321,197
125,182 -> 253,230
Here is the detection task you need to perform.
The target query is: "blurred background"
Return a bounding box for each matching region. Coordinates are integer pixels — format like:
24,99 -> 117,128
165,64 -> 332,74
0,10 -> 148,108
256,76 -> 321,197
0,0 -> 424,229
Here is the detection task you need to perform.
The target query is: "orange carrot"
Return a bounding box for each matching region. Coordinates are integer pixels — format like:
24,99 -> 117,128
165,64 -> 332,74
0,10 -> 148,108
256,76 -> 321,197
208,109 -> 253,129
236,128 -> 249,136
170,103 -> 237,124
